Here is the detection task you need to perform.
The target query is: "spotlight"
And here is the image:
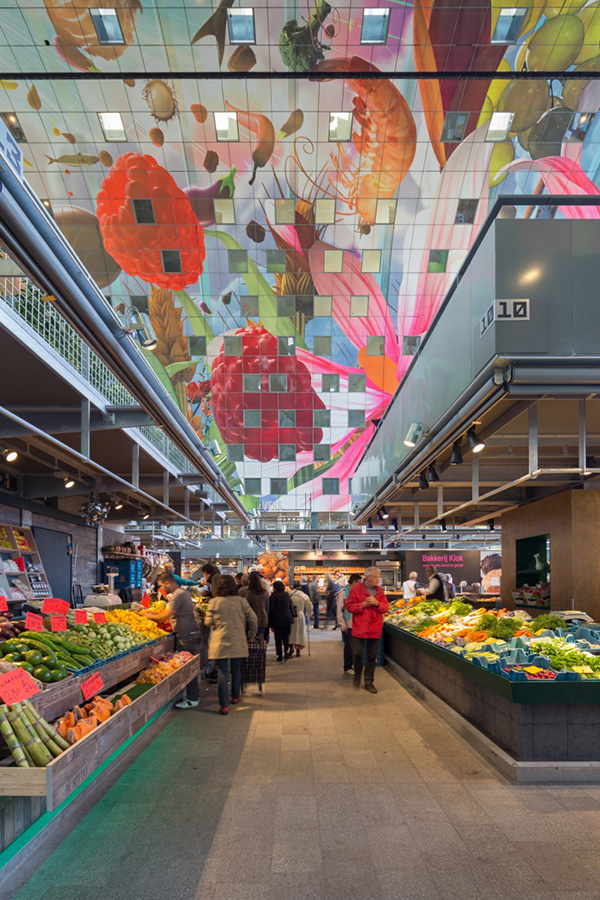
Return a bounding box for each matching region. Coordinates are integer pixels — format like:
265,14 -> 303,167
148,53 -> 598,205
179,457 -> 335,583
404,422 -> 424,448
488,519 -> 495,531
426,464 -> 440,483
380,506 -> 389,519
467,427 -> 485,453
450,442 -> 463,465
1,447 -> 18,463
361,525 -> 367,533
142,512 -> 150,520
376,510 -> 385,522
584,455 -> 596,475
367,518 -> 373,529
114,501 -> 124,510
64,476 -> 75,489
120,306 -> 158,350
391,517 -> 399,531
440,518 -> 447,532
418,471 -> 429,490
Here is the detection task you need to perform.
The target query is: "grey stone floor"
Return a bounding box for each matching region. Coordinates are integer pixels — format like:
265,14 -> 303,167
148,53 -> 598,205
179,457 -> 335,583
12,630 -> 600,900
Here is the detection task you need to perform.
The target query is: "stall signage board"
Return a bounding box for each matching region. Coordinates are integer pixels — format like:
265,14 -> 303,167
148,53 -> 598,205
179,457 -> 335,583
42,598 -> 69,615
0,596 -> 7,612
25,612 -> 43,632
141,594 -> 150,609
50,616 -> 67,632
0,118 -> 23,182
0,667 -> 40,704
93,612 -> 106,624
74,610 -> 88,624
81,672 -> 104,701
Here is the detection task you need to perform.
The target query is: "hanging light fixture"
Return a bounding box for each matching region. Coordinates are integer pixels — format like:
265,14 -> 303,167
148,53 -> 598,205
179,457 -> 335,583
488,519 -> 495,531
380,506 -> 389,519
426,463 -> 440,483
404,422 -> 425,448
450,442 -> 463,465
467,427 -> 485,453
440,518 -> 447,532
114,499 -> 124,510
418,471 -> 429,490
64,476 -> 75,489
1,447 -> 18,463
391,517 -> 399,531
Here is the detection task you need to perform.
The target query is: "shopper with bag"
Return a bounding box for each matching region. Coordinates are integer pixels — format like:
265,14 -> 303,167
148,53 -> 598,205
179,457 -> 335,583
289,582 -> 313,657
345,567 -> 389,694
337,573 -> 362,674
268,580 -> 294,661
242,571 -> 270,640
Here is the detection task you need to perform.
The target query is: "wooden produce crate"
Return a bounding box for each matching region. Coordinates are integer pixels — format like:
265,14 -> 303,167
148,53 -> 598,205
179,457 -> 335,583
0,654 -> 200,809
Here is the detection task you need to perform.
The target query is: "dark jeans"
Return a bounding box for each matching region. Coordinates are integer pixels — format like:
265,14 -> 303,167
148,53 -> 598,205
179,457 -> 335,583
216,657 -> 242,708
273,627 -> 290,660
342,628 -> 353,671
313,601 -> 320,629
326,594 -> 336,621
176,631 -> 200,702
352,636 -> 379,686
257,626 -> 269,641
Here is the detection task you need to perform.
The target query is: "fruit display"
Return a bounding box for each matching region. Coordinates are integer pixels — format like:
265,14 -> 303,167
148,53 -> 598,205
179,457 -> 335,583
0,699 -> 69,767
0,526 -> 12,549
136,651 -> 194,684
55,694 -> 132,744
104,608 -> 164,639
67,623 -> 148,658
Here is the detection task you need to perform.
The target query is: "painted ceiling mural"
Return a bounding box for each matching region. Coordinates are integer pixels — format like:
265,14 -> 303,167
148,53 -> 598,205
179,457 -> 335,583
1,1 -> 599,515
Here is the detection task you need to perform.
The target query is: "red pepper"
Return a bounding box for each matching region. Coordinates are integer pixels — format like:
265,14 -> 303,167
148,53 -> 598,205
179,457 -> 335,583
225,101 -> 275,185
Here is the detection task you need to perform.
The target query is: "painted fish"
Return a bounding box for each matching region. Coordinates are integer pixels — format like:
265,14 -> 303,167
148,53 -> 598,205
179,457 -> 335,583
45,153 -> 99,166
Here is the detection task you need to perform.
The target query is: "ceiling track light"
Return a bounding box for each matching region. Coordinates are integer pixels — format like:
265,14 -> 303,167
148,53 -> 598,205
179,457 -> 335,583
467,427 -> 485,453
404,422 -> 425,448
391,517 -> 399,531
142,512 -> 150,520
64,476 -> 75,489
488,519 -> 495,531
440,518 -> 447,532
450,441 -> 463,466
1,447 -> 18,463
426,463 -> 440,483
418,472 -> 429,490
367,518 -> 373,530
380,506 -> 389,519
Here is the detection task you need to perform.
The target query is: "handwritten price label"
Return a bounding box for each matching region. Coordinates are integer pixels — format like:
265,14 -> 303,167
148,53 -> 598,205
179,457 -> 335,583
50,616 -> 67,632
0,596 -> 8,612
25,612 -> 43,632
42,598 -> 69,615
0,667 -> 40,704
93,612 -> 106,625
74,610 -> 88,625
81,672 -> 104,701
141,594 -> 150,609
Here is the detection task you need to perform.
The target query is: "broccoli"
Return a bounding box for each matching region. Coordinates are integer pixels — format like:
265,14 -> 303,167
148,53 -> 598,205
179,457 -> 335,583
279,0 -> 332,73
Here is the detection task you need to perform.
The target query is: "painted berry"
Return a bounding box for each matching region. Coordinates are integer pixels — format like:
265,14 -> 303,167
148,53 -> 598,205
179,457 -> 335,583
96,153 -> 205,290
211,325 -> 326,463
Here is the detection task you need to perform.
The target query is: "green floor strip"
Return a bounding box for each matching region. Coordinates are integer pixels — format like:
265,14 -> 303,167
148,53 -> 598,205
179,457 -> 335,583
0,702 -> 171,872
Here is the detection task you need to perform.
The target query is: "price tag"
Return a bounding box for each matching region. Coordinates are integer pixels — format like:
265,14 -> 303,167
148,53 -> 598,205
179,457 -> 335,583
141,593 -> 150,609
81,672 -> 104,701
0,596 -> 8,612
0,667 -> 40,703
74,609 -> 88,625
42,598 -> 69,615
50,616 -> 67,632
25,612 -> 43,632
93,612 -> 106,624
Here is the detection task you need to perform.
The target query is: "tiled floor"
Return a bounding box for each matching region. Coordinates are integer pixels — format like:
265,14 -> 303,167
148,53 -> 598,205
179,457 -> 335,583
12,631 -> 600,900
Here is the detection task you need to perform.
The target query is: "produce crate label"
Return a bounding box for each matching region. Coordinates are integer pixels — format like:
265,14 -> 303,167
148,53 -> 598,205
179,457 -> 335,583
141,593 -> 150,609
93,612 -> 106,624
0,596 -> 7,612
74,610 -> 88,624
25,612 -> 43,632
81,672 -> 104,701
0,667 -> 40,703
42,598 -> 69,614
50,615 -> 67,632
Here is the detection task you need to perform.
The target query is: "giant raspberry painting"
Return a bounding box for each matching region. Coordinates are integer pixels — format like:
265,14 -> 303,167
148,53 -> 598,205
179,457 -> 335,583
96,153 -> 205,290
211,325 -> 326,463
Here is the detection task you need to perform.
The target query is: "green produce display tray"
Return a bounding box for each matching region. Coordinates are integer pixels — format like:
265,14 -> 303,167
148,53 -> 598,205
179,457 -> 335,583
384,623 -> 600,704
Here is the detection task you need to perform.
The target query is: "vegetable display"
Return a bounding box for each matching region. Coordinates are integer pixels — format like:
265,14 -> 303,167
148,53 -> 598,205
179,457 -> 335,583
104,608 -> 164,639
0,700 -> 68,767
55,694 -> 132,744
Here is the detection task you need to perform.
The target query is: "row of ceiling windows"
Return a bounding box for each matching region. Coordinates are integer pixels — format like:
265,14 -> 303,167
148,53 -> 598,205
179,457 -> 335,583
243,475 -> 343,496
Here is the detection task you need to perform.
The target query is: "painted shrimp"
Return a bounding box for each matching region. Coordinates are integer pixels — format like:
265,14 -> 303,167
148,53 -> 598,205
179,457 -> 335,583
312,56 -> 417,228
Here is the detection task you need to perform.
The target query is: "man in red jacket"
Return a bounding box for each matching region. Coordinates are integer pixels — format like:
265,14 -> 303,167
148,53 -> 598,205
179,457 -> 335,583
345,567 -> 389,694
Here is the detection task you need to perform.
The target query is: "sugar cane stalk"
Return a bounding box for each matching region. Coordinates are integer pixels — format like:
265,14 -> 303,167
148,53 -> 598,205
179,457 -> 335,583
7,707 -> 52,767
18,703 -> 63,758
21,700 -> 68,754
0,704 -> 29,767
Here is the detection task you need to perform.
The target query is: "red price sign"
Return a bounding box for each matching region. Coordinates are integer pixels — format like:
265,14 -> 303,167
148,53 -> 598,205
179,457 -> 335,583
25,612 -> 43,632
42,598 -> 69,615
0,596 -> 8,612
93,612 -> 106,624
81,672 -> 104,701
50,616 -> 67,632
74,610 -> 88,625
0,667 -> 40,704
141,594 -> 150,609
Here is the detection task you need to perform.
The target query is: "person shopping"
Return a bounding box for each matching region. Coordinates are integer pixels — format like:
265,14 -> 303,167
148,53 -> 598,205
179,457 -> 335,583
402,571 -> 419,601
289,583 -> 313,657
269,580 -> 294,661
243,571 -> 270,639
204,574 -> 258,715
324,573 -> 343,628
345,567 -> 389,694
337,573 -> 362,674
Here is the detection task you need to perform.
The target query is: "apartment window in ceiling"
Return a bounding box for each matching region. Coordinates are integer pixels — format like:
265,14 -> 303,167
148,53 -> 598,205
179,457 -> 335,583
275,199 -> 295,224
313,336 -> 331,357
440,111 -> 468,143
270,374 -> 288,392
278,336 -> 295,356
350,296 -> 369,317
324,249 -> 343,272
267,249 -> 286,273
0,113 -> 26,143
565,111 -> 596,141
214,198 -> 235,224
277,295 -> 295,317
228,249 -> 248,273
132,198 -> 155,225
98,111 -> 126,141
322,374 -> 339,392
361,8 -> 390,44
366,335 -> 385,356
491,7 -> 528,43
189,335 -> 207,356
224,335 -> 243,356
349,409 -> 365,428
314,295 -> 332,317
227,8 -> 255,44
243,374 -> 260,392
322,478 -> 340,495
375,198 -> 396,224
244,410 -> 260,428
91,8 -> 125,44
486,111 -> 515,142
279,409 -> 296,428
245,477 -> 261,495
314,443 -> 330,462
361,250 -> 381,273
329,112 -> 353,142
270,478 -> 287,495
279,444 -> 296,461
227,444 -> 244,462
402,335 -> 421,356
214,111 -> 239,141
314,408 -> 331,428
315,198 -> 336,224
161,250 -> 181,274
427,249 -> 448,274
455,199 -> 479,225
348,373 -> 366,392
240,295 -> 259,317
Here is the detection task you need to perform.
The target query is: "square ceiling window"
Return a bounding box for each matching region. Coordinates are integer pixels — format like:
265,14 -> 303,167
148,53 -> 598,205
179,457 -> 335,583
323,249 -> 343,272
348,373 -> 366,392
130,294 -> 149,313
243,374 -> 260,392
314,443 -> 330,461
322,477 -> 340,495
227,444 -> 244,462
440,111 -> 468,143
227,8 -> 255,43
361,8 -> 390,43
277,295 -> 295,317
314,295 -> 332,317
491,7 -> 528,43
279,409 -> 296,428
98,111 -> 126,141
565,111 -> 596,141
275,199 -> 295,224
350,296 -> 369,317
245,477 -> 261,495
267,249 -> 286,273
349,409 -> 366,428
270,373 -> 287,392
132,198 -> 155,225
375,198 -> 396,225
362,250 -> 381,274
278,336 -> 295,356
240,295 -> 259,317
455,199 -> 479,225
329,112 -> 353,142
214,198 -> 235,224
161,250 -> 181,274
189,335 -> 207,356
314,408 -> 331,428
428,249 -> 448,273
244,409 -> 261,429
229,249 -> 248,273
486,111 -> 515,142
91,8 -> 125,44
402,335 -> 421,356
270,477 -> 287,495
1,113 -> 26,143
366,335 -> 385,356
225,335 -> 243,356
322,374 -> 339,392
214,111 -> 239,141
315,198 -> 336,224
279,444 -> 296,461
313,335 -> 331,356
